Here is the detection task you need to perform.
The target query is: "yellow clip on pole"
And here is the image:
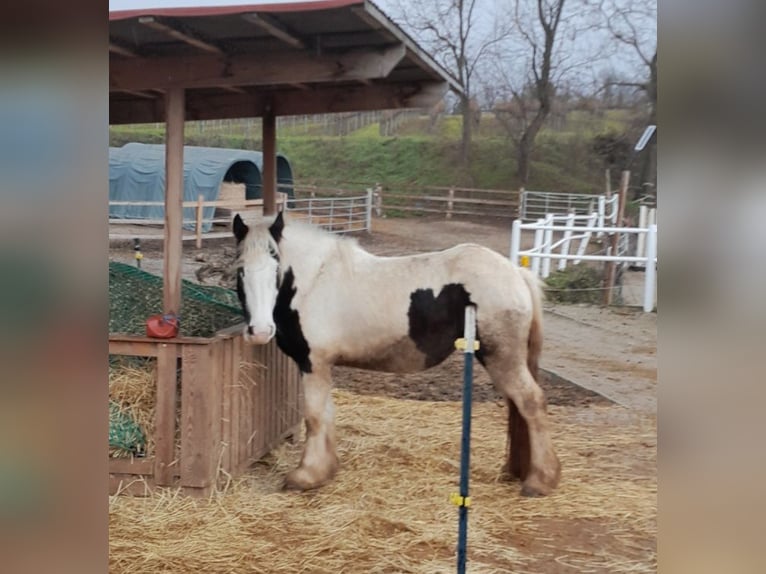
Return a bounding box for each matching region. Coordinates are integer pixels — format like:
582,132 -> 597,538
450,492 -> 471,507
454,338 -> 480,351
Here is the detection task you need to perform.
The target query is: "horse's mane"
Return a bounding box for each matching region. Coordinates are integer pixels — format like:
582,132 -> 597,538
236,215 -> 362,274
281,219 -> 361,275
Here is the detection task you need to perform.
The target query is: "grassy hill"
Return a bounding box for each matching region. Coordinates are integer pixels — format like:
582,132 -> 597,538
110,110 -> 636,193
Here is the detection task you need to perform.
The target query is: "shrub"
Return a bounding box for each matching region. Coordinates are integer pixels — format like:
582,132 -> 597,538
543,263 -> 603,304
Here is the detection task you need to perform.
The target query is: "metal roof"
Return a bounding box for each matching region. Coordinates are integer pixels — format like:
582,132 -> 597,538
109,0 -> 462,124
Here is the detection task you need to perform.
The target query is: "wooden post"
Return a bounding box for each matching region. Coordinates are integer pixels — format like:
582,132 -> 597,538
262,107 -> 277,216
154,343 -> 178,486
605,168 -> 612,197
603,170 -> 630,306
180,344 -> 220,496
446,186 -> 455,220
195,193 -> 204,249
164,87 -> 185,315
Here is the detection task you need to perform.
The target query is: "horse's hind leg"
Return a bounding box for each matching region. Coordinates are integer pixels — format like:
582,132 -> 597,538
284,363 -> 338,490
505,397 -> 531,481
487,359 -> 560,497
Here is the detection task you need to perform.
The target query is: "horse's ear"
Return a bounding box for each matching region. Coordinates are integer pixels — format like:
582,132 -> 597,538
269,210 -> 284,243
233,214 -> 249,243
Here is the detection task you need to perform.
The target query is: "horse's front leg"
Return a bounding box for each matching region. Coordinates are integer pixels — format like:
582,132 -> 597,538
284,363 -> 338,490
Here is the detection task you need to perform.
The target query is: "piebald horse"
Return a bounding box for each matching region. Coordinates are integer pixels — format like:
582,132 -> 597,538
233,212 -> 560,497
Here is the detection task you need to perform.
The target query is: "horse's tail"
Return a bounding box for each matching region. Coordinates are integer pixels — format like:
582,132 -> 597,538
518,267 -> 544,381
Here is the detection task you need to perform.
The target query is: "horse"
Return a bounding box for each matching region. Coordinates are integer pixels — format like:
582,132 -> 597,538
232,211 -> 561,497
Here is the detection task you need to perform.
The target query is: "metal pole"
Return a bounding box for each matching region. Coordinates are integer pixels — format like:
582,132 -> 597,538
541,214 -> 554,278
509,218 -> 522,264
455,305 -> 477,574
643,224 -> 657,312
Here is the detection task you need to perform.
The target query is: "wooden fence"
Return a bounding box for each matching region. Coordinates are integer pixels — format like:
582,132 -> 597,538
109,325 -> 302,496
372,185 -> 520,219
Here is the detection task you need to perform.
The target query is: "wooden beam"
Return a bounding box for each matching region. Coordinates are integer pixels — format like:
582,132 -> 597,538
163,88 -> 185,316
262,108 -> 277,216
241,13 -> 305,49
109,44 -> 406,92
110,81 -> 447,124
115,89 -> 157,99
221,86 -> 247,95
110,41 -> 138,57
139,16 -> 223,55
351,3 -> 463,94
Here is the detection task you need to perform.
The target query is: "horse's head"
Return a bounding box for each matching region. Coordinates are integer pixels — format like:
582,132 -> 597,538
232,211 -> 284,345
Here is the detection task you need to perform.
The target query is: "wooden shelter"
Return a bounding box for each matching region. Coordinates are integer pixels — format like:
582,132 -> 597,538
108,0 -> 460,495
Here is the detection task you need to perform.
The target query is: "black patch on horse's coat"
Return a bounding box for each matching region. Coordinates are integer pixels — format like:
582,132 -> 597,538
407,283 -> 474,368
269,211 -> 284,244
273,267 -> 312,373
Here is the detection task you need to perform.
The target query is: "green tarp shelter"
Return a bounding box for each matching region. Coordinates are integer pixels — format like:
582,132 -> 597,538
109,142 -> 294,232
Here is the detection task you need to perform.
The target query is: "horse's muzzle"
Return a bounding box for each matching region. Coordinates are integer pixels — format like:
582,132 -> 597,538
244,325 -> 275,345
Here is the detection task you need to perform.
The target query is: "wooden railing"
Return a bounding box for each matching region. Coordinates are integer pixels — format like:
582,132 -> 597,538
373,185 -> 520,219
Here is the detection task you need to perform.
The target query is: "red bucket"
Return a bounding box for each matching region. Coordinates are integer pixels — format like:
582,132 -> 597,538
146,313 -> 180,339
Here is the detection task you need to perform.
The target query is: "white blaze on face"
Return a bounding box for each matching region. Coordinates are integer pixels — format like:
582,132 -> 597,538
241,252 -> 279,345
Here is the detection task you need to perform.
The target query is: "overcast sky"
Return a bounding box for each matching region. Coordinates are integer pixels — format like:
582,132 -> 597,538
109,0 -> 655,93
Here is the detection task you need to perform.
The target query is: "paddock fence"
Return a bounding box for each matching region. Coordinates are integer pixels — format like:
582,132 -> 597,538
372,184 -> 520,220
520,190 -> 619,233
109,184 -> 374,246
510,213 -> 658,312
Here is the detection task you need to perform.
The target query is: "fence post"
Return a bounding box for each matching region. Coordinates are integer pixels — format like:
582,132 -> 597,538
643,224 -> 657,312
597,196 -> 606,238
541,214 -> 553,278
558,212 -> 575,271
374,183 -> 383,217
510,218 -> 521,265
531,218 -> 544,276
519,187 -> 526,220
308,191 -> 314,225
195,193 -> 204,249
365,188 -> 373,232
603,170 -> 630,306
636,205 -> 648,262
447,186 -> 455,220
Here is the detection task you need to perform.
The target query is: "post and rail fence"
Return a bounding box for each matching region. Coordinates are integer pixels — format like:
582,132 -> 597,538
510,215 -> 658,312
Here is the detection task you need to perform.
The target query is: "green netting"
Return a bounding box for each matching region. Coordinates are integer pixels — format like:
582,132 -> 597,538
109,261 -> 243,337
109,400 -> 146,455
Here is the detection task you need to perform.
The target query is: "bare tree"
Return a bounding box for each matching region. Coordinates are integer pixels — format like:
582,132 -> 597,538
601,0 -> 657,196
391,0 -> 510,166
496,0 -> 592,187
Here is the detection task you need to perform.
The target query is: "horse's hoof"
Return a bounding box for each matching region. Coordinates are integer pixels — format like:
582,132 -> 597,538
283,465 -> 335,491
282,469 -> 314,491
520,484 -> 545,497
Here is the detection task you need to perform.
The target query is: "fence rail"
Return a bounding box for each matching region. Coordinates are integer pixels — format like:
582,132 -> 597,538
109,186 -> 374,246
376,185 -> 519,219
286,190 -> 372,234
510,216 -> 658,312
520,190 -> 618,226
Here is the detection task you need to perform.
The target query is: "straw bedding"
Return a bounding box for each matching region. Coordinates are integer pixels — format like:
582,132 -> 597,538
109,389 -> 656,573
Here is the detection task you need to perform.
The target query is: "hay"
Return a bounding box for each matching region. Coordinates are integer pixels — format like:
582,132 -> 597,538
110,390 -> 656,573
109,359 -> 159,458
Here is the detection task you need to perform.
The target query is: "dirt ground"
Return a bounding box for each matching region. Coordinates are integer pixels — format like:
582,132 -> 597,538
109,216 -> 657,572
